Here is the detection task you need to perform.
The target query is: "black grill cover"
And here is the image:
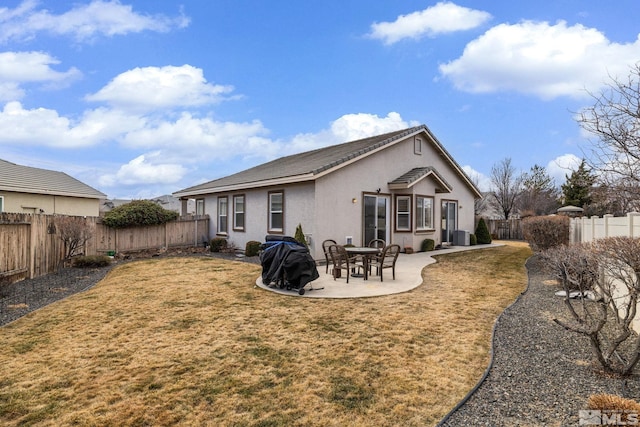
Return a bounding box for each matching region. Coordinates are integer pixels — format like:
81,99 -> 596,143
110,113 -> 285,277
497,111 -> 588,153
260,236 -> 319,290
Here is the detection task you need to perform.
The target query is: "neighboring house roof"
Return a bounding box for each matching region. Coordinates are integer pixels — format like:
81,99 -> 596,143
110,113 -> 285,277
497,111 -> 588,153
174,125 -> 482,198
0,159 -> 105,199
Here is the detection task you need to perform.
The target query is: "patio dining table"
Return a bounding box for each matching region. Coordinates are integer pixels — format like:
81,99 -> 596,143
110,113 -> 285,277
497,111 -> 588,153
345,247 -> 381,280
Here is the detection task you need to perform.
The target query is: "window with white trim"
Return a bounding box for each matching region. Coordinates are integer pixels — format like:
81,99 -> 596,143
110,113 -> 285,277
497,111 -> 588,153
233,195 -> 245,231
396,195 -> 411,231
416,196 -> 434,230
268,191 -> 284,233
0,196 -> 3,212
196,199 -> 204,215
218,196 -> 228,234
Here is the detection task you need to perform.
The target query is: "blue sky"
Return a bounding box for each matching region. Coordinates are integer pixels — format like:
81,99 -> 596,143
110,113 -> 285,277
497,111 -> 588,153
1,0 -> 639,199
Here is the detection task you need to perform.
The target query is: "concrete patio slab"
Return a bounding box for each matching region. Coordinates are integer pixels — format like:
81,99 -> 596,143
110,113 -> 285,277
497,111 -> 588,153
256,243 -> 504,298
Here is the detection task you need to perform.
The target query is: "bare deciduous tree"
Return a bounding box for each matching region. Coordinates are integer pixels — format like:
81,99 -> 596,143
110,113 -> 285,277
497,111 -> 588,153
490,157 -> 523,219
577,63 -> 640,200
541,237 -> 640,375
55,216 -> 92,268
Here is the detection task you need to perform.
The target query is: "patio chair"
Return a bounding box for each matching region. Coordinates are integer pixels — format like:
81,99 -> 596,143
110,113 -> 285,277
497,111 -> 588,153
364,239 -> 385,276
322,239 -> 337,274
368,239 -> 386,249
328,244 -> 362,283
371,244 -> 400,282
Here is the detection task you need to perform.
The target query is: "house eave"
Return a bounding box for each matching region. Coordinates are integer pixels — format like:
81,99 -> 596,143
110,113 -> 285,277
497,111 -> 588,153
0,186 -> 104,199
174,173 -> 316,197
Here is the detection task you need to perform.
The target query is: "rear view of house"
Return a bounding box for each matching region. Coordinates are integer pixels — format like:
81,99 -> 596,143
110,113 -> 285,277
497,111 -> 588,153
173,125 -> 481,260
0,159 -> 105,217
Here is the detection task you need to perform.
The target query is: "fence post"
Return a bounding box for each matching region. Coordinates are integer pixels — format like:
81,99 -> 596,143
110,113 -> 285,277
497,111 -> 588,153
628,212 -> 640,238
603,214 -> 613,238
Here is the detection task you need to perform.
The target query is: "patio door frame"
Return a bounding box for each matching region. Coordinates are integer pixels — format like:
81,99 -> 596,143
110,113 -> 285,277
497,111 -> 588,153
363,193 -> 390,246
441,200 -> 458,245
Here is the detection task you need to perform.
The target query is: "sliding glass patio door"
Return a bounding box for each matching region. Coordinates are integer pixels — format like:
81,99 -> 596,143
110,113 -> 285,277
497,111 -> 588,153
441,200 -> 457,244
363,195 -> 389,246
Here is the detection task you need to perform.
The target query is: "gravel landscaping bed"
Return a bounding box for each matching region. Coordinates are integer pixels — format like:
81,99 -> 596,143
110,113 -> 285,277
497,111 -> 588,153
0,265 -> 115,327
440,256 -> 640,426
3,253 -> 639,425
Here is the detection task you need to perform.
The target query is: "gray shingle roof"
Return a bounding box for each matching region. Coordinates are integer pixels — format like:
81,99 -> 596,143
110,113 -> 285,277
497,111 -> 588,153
175,126 -> 426,196
388,166 -> 452,192
0,159 -> 105,199
174,124 -> 482,198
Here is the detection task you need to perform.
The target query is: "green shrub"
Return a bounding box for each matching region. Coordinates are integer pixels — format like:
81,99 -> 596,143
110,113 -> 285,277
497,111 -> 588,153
475,218 -> 492,244
522,215 -> 570,252
72,255 -> 112,268
470,234 -> 477,246
420,238 -> 435,252
294,223 -> 308,247
245,240 -> 261,257
102,200 -> 179,228
210,237 -> 228,253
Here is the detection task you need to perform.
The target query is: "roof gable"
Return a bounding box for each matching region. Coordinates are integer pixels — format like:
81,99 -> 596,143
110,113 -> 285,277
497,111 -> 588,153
0,159 -> 105,199
388,167 -> 452,193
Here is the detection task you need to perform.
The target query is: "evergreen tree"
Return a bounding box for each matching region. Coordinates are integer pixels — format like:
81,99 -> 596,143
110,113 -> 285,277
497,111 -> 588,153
294,223 -> 308,247
475,218 -> 492,244
518,164 -> 560,215
561,159 -> 595,208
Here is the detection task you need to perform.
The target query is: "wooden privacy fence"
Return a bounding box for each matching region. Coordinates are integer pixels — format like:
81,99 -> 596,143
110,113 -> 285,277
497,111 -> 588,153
0,213 -> 209,284
485,218 -> 523,240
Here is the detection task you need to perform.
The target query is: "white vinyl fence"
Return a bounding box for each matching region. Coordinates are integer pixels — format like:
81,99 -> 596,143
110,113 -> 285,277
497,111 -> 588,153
570,212 -> 640,244
569,212 -> 640,333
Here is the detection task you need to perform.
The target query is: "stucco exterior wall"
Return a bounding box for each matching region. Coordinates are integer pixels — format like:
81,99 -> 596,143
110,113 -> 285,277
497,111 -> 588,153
206,182 -> 317,255
194,130 -> 478,260
0,191 -> 100,216
314,134 -> 477,251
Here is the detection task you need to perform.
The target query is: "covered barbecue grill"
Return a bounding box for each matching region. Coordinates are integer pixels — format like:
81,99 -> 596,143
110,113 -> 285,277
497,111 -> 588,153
260,235 -> 319,295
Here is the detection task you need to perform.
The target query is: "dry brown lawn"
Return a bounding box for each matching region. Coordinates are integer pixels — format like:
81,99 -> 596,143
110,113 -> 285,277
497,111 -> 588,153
0,241 -> 531,426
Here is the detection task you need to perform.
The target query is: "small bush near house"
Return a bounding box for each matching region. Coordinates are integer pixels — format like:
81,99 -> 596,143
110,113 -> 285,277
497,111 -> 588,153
522,215 -> 569,252
421,239 -> 435,252
210,237 -> 228,253
475,218 -> 492,244
245,241 -> 261,257
294,224 -> 308,247
72,255 -> 112,268
469,234 -> 477,246
102,200 -> 179,228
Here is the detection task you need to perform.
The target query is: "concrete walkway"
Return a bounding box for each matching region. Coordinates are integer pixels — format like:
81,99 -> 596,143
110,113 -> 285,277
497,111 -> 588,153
256,243 -> 503,298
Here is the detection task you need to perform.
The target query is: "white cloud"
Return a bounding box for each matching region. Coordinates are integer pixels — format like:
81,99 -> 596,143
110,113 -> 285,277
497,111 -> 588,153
0,0 -> 190,43
287,112 -> 419,153
462,165 -> 491,192
0,101 -> 145,147
546,153 -> 582,184
121,113 -> 274,162
99,153 -> 187,187
439,20 -> 640,99
369,2 -> 491,45
0,101 -> 84,147
0,51 -> 81,100
86,65 -> 235,112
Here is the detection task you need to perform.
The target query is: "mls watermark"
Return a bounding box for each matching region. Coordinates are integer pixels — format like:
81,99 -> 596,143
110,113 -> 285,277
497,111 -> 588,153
580,409 -> 639,425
